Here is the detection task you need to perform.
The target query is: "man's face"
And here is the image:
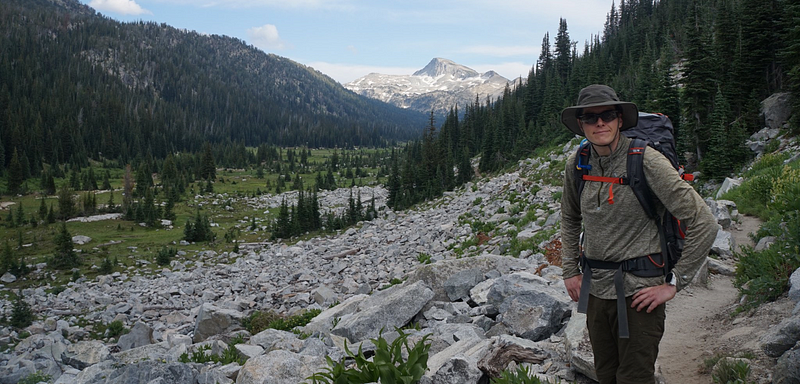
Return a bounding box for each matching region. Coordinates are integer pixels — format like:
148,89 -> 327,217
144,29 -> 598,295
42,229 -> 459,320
579,106 -> 621,148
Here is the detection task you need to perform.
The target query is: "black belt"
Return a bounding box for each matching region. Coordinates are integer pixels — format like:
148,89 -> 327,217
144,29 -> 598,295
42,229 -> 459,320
576,253 -> 666,339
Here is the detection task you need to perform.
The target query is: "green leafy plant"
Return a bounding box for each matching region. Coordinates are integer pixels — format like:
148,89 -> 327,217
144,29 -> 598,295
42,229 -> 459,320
416,253 -> 432,264
18,371 -> 52,384
379,278 -> 404,290
243,309 -> 322,335
711,358 -> 751,384
106,320 -> 128,338
306,328 -> 431,384
179,340 -> 247,365
491,365 -> 561,384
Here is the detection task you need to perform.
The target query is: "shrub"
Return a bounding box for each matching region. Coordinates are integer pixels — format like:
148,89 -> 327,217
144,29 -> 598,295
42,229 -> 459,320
106,320 -> 128,338
733,159 -> 800,311
98,256 -> 114,275
711,358 -> 751,384
18,371 -> 52,384
156,247 -> 177,266
306,328 -> 431,384
243,309 -> 321,335
10,290 -> 34,329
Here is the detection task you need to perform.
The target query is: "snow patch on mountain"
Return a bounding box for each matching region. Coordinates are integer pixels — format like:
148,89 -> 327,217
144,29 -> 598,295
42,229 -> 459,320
345,58 -> 520,116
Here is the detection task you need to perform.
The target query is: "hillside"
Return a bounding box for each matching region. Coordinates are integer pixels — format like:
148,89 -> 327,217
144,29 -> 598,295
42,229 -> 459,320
0,120 -> 797,383
0,0 -> 427,169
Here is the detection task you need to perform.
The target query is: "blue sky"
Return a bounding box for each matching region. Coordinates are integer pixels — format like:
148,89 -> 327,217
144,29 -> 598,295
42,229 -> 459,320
78,0 -> 614,84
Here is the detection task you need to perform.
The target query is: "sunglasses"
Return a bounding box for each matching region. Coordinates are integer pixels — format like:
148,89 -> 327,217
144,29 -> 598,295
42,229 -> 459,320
578,110 -> 619,124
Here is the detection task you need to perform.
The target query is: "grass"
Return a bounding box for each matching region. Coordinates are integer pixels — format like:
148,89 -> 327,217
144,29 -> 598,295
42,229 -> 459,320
0,148 -> 391,290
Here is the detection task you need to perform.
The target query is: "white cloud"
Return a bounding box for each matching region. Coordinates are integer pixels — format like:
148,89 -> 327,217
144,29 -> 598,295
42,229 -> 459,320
247,24 -> 286,51
306,62 -> 419,84
88,0 -> 151,15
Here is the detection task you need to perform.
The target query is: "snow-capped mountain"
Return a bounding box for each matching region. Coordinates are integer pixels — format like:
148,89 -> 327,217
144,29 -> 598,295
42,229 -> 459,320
344,58 -> 518,117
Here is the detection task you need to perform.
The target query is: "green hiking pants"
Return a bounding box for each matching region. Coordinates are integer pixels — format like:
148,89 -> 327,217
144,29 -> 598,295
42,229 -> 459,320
586,295 -> 666,384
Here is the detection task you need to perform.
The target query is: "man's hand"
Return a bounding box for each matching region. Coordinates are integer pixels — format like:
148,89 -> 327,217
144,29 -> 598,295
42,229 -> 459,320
564,275 -> 582,302
631,284 -> 676,313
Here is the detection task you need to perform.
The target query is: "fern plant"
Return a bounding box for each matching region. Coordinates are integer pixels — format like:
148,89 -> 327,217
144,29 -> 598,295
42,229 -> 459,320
306,328 -> 431,384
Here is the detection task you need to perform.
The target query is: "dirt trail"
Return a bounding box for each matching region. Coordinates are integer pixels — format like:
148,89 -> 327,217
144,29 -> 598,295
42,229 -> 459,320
658,214 -> 791,384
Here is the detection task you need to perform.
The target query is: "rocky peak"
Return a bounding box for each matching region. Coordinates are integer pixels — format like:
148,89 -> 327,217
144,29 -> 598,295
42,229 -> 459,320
412,58 -> 479,79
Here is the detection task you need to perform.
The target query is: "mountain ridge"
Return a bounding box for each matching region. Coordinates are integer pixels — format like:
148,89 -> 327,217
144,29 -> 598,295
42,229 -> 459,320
345,58 -> 520,116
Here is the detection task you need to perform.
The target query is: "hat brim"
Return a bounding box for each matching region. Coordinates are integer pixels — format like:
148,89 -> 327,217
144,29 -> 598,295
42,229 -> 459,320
560,101 -> 639,136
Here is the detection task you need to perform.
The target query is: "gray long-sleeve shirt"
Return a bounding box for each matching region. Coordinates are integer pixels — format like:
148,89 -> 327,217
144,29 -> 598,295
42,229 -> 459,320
560,135 -> 718,299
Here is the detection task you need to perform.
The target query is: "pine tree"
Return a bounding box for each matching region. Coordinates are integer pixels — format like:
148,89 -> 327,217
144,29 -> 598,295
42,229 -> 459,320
50,222 -> 79,269
701,89 -> 734,179
0,240 -> 16,275
122,164 -> 133,214
38,198 -> 48,223
10,290 -> 34,329
7,149 -> 24,195
57,183 -> 75,220
200,142 -> 216,180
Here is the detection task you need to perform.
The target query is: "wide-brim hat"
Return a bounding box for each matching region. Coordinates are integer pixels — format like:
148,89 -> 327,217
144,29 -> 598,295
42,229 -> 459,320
560,84 -> 639,136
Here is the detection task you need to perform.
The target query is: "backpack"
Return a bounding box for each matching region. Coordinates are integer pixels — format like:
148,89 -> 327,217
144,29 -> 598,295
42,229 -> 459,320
573,112 -> 694,278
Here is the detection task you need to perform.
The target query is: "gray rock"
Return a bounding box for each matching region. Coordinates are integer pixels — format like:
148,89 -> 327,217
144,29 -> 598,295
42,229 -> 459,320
773,342 -> 800,384
86,360 -> 198,384
707,257 -> 736,276
425,356 -> 484,384
61,340 -> 111,370
443,268 -> 486,302
300,294 -> 368,337
755,236 -> 776,252
249,328 -> 303,353
192,303 -> 245,343
405,255 -> 534,302
234,343 -> 264,359
716,178 -> 743,199
706,199 -> 733,229
564,312 -> 597,382
117,321 -> 154,351
0,272 -> 16,283
236,350 -> 326,384
331,280 -> 434,343
762,92 -> 792,130
72,235 -> 92,245
790,268 -> 800,303
711,228 -> 735,258
497,292 -> 571,341
760,315 -> 800,358
311,285 -> 337,306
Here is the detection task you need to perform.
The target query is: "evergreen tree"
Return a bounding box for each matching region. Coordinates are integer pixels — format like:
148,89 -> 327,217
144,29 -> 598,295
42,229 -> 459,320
122,164 -> 133,214
57,183 -> 75,220
200,142 -> 216,180
7,149 -> 24,195
701,89 -> 734,179
0,240 -> 16,275
10,290 -> 34,329
50,222 -> 79,269
38,198 -> 48,223
102,170 -> 112,190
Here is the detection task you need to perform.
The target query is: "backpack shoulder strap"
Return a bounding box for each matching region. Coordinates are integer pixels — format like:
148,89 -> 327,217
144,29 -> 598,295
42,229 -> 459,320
574,140 -> 592,199
626,138 -> 658,220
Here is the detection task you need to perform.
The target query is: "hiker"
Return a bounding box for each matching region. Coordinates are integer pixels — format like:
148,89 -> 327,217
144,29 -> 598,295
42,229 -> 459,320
559,84 -> 717,384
